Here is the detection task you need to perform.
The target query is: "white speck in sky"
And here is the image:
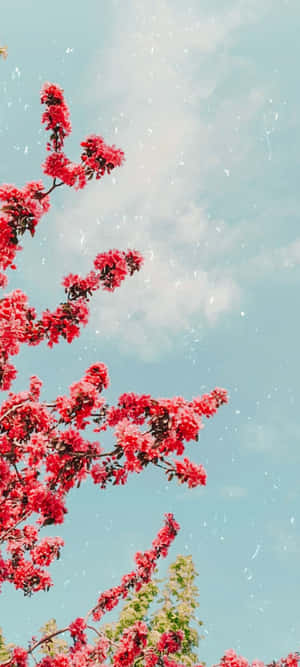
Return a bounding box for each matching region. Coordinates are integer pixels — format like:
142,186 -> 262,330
11,67 -> 21,80
241,311 -> 245,317
251,544 -> 261,560
290,516 -> 295,525
65,47 -> 74,54
224,168 -> 230,176
79,229 -> 86,251
243,567 -> 253,581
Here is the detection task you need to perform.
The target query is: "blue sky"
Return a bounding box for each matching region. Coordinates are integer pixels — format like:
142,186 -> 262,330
1,0 -> 300,664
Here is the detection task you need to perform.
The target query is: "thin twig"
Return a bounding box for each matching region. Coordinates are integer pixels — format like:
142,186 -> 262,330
0,401 -> 30,424
39,179 -> 64,199
28,628 -> 69,654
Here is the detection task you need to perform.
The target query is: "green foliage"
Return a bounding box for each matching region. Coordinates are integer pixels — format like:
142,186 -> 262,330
102,554 -> 204,666
0,627 -> 14,664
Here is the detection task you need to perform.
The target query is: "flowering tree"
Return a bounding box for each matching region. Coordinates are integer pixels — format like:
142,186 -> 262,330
0,82 -> 298,667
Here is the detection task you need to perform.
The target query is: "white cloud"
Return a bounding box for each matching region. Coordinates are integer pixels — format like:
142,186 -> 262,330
220,485 -> 248,498
242,238 -> 300,281
55,0 -> 271,359
241,420 -> 300,463
268,519 -> 300,559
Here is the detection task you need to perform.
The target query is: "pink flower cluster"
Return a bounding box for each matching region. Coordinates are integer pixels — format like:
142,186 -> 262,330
56,362 -> 109,429
62,248 -> 144,300
41,83 -> 124,189
42,152 -> 87,189
80,134 -> 125,180
113,621 -> 148,667
41,82 -> 72,150
156,631 -> 184,654
217,651 -> 300,667
0,181 -> 50,283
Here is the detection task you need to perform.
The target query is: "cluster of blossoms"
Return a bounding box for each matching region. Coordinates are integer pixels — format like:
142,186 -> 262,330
41,82 -> 124,189
40,82 -> 72,150
80,135 -> 124,181
218,652 -> 300,667
0,181 -> 50,284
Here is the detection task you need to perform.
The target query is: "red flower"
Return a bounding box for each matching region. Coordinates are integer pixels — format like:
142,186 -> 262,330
174,458 -> 207,488
41,82 -> 71,151
156,631 -> 184,655
69,617 -> 87,646
80,134 -> 124,181
11,647 -> 28,667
